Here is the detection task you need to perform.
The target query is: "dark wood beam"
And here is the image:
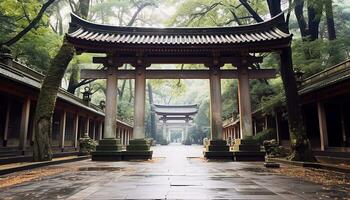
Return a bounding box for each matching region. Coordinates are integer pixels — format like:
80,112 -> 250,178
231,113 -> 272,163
80,69 -> 276,80
92,56 -> 263,66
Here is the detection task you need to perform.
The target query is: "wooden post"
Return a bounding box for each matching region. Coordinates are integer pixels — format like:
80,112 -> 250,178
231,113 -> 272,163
73,114 -> 79,148
85,117 -> 90,137
104,66 -> 118,139
92,120 -> 96,140
99,122 -> 103,140
275,111 -> 280,144
19,98 -> 30,152
133,66 -> 146,139
209,66 -> 223,140
185,118 -> 189,141
238,64 -> 253,139
4,101 -> 11,146
162,119 -> 167,141
340,104 -> 347,145
59,110 -> 67,151
317,101 -> 328,151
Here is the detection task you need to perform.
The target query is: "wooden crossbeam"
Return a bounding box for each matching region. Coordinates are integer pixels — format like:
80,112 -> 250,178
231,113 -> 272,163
92,56 -> 263,66
81,69 -> 276,80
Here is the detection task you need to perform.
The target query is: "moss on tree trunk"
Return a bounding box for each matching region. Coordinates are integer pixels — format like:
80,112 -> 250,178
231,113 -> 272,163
280,47 -> 316,162
33,39 -> 75,161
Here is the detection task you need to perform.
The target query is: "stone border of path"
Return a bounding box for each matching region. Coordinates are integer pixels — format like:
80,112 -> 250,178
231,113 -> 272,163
0,156 -> 91,176
267,157 -> 350,173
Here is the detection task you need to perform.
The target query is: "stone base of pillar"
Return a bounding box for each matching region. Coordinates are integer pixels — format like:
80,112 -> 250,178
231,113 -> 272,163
92,139 -> 123,161
232,139 -> 265,161
203,140 -> 232,160
124,139 -> 153,160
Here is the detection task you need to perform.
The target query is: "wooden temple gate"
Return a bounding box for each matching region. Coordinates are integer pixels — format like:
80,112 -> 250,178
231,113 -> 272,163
153,104 -> 198,144
66,12 -> 292,160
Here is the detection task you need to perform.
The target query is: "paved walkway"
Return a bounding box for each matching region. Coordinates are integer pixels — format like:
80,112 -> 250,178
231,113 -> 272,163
0,144 -> 348,199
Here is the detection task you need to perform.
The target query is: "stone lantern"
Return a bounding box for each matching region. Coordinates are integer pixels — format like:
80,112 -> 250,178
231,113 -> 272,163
82,86 -> 92,103
0,45 -> 13,67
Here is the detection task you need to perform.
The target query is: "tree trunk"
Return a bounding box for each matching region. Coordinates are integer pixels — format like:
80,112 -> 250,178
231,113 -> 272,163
279,47 -> 316,162
33,0 -> 89,161
307,2 -> 323,41
294,0 -> 309,39
239,0 -> 263,22
147,83 -> 156,140
33,39 -> 75,161
67,65 -> 79,94
268,0 -> 315,162
325,0 -> 336,40
267,0 -> 281,17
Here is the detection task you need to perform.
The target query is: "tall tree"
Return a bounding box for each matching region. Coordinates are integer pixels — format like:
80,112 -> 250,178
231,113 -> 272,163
33,0 -> 90,161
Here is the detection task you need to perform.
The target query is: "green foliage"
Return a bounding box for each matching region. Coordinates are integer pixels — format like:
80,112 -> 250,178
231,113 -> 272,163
263,139 -> 290,158
189,125 -> 208,144
253,128 -> 276,144
167,0 -> 268,27
292,38 -> 349,77
79,135 -> 97,155
0,0 -> 61,71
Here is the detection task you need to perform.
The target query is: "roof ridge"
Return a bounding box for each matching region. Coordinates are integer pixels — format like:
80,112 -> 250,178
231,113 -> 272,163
68,12 -> 287,35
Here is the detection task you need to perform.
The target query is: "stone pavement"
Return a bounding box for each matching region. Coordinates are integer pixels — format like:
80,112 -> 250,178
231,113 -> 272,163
0,144 -> 348,199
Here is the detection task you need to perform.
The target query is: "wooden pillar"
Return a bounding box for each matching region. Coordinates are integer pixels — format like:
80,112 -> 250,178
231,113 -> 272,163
209,66 -> 223,140
19,98 -> 30,152
133,66 -> 146,139
238,64 -> 253,139
126,131 -> 129,145
4,101 -> 11,146
73,114 -> 79,148
253,120 -> 257,135
317,101 -> 328,151
185,118 -> 189,141
59,110 -> 67,151
275,111 -> 280,144
340,104 -> 347,145
104,67 -> 118,138
85,117 -> 90,137
98,122 -> 103,140
92,121 -> 96,140
162,119 -> 167,140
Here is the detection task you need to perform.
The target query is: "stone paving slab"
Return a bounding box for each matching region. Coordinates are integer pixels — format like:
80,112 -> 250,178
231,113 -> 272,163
0,144 -> 349,199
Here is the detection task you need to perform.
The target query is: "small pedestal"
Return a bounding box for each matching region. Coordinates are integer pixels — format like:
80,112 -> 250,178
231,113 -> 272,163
124,139 -> 153,160
91,139 -> 123,161
203,140 -> 232,160
232,139 -> 265,161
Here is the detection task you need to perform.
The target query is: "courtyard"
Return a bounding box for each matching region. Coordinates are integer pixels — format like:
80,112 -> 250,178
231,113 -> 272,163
0,145 -> 349,200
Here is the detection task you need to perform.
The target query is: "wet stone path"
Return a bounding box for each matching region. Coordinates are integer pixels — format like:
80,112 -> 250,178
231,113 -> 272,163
0,144 -> 348,199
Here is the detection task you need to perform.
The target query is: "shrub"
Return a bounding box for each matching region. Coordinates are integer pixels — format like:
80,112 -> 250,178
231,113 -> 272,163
253,128 -> 276,144
263,139 -> 290,158
79,135 -> 97,155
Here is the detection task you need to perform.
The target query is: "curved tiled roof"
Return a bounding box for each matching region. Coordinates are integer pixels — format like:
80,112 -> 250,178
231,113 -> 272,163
66,12 -> 291,52
153,104 -> 198,116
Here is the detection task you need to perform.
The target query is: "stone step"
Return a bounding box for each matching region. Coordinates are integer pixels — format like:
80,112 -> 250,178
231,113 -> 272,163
129,139 -> 149,145
96,145 -> 123,151
206,145 -> 230,152
98,139 -> 121,146
208,140 -> 227,146
232,144 -> 261,152
126,144 -> 150,151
